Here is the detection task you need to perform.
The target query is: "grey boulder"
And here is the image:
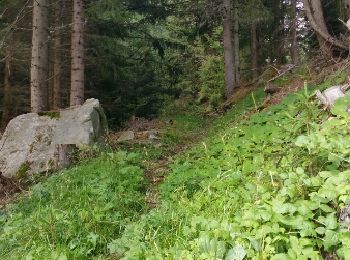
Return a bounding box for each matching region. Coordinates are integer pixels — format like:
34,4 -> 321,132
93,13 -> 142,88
0,98 -> 107,178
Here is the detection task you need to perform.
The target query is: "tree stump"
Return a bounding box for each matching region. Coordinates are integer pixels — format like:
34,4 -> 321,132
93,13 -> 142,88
54,144 -> 76,169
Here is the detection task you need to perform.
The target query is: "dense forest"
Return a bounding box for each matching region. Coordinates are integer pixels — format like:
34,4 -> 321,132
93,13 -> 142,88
0,0 -> 349,127
1,0 -> 350,259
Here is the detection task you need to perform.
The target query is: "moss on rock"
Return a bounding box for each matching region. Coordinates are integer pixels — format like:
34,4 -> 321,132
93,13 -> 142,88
16,162 -> 30,179
38,111 -> 60,119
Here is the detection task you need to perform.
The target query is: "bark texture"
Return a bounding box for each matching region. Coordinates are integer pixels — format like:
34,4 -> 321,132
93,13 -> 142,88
344,0 -> 350,21
2,43 -> 12,128
233,0 -> 240,85
290,0 -> 298,64
223,0 -> 235,97
52,0 -> 64,109
251,22 -> 258,80
272,0 -> 284,64
70,0 -> 85,106
30,0 -> 49,113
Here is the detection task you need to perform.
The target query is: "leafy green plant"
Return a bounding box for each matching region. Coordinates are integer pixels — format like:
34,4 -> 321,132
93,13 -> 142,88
109,82 -> 350,259
3,73 -> 350,259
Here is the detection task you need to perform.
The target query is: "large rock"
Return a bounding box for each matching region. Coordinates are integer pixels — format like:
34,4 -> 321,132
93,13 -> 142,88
0,99 -> 108,178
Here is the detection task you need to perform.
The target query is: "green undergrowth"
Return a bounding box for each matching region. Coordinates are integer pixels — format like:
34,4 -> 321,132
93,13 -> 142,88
120,91 -> 266,162
108,83 -> 350,259
2,72 -> 350,259
0,88 -> 266,259
0,152 -> 147,259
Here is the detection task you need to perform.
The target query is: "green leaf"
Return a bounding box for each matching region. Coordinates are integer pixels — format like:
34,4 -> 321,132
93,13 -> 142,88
330,95 -> 350,118
315,227 -> 326,235
324,213 -> 338,230
225,245 -> 246,260
323,230 -> 340,250
295,136 -> 309,147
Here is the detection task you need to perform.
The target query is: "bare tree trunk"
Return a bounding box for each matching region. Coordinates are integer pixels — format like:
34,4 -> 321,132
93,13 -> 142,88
233,0 -> 240,85
344,0 -> 350,21
291,0 -> 298,64
223,0 -> 235,98
52,0 -> 64,109
70,0 -> 85,106
251,22 -> 258,80
307,0 -> 332,58
2,43 -> 12,128
303,0 -> 347,57
272,0 -> 284,64
30,0 -> 49,113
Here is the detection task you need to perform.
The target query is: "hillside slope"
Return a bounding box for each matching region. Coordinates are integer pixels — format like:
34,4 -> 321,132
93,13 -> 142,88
110,76 -> 350,259
1,73 -> 350,259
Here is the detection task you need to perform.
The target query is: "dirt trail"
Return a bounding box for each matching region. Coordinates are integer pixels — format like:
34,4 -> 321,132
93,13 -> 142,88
109,117 -> 205,208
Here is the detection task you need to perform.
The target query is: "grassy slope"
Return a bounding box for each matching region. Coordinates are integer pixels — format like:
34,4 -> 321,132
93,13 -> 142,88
2,72 -> 350,259
0,153 -> 147,259
110,74 -> 350,259
0,88 -> 266,259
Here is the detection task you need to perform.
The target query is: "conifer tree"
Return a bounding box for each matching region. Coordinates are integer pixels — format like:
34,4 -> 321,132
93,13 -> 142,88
70,0 -> 85,106
30,0 -> 49,112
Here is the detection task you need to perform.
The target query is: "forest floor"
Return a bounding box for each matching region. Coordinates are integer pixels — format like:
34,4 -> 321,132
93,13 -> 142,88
109,114 -> 211,208
1,70 -> 350,258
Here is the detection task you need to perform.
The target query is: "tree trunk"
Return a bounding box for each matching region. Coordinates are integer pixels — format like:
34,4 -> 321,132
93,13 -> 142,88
233,0 -> 240,85
307,0 -> 332,58
251,22 -> 258,80
55,144 -> 76,169
344,0 -> 350,21
2,43 -> 12,128
30,0 -> 49,113
272,0 -> 285,64
52,0 -> 64,109
303,0 -> 347,56
70,0 -> 85,106
223,0 -> 235,98
291,0 -> 298,64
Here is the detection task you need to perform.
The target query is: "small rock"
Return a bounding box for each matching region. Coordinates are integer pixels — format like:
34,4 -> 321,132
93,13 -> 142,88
339,205 -> 350,228
117,131 -> 135,142
148,133 -> 159,140
316,85 -> 346,107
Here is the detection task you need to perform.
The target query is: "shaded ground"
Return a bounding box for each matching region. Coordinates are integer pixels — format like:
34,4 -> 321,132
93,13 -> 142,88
262,78 -> 305,108
220,82 -> 259,111
0,176 -> 22,207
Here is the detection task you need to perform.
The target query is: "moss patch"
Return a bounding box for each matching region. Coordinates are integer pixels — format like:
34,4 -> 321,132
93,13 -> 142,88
16,162 -> 30,179
38,111 -> 60,119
